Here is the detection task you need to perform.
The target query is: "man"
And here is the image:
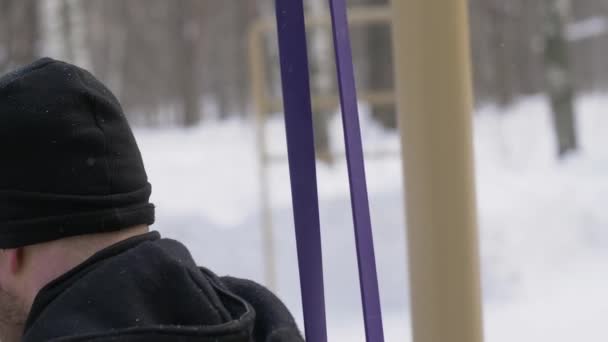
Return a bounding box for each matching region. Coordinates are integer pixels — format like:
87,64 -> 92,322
0,58 -> 304,342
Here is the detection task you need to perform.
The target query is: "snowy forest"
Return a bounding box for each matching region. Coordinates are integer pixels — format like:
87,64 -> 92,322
2,0 -> 608,157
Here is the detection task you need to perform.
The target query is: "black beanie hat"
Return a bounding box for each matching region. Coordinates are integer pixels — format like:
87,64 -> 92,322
0,58 -> 154,248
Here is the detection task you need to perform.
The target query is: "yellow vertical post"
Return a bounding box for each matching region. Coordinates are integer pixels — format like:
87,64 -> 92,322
390,1 -> 484,342
248,24 -> 277,292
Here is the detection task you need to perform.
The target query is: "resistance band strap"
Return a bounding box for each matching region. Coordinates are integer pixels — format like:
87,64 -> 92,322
274,1 -> 328,341
328,0 -> 385,341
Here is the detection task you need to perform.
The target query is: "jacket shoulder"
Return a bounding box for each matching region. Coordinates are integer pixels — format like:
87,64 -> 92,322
220,276 -> 305,342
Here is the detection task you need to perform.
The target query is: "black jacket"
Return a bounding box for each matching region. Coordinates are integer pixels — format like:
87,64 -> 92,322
22,232 -> 304,342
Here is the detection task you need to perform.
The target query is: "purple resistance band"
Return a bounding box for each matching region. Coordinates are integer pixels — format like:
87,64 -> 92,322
274,1 -> 328,341
275,0 -> 385,341
328,0 -> 385,341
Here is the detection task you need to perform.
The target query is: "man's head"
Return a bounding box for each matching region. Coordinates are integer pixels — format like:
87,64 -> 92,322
0,58 -> 154,339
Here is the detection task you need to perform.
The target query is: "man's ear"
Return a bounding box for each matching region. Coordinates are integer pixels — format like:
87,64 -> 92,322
0,249 -> 22,291
0,248 -> 24,292
0,249 -> 24,276
8,248 -> 24,275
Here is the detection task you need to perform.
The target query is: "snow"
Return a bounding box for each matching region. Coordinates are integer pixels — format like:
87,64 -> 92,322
134,92 -> 608,341
567,16 -> 608,42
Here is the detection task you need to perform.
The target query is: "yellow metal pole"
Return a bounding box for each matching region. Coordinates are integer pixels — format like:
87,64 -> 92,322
390,1 -> 484,342
248,24 -> 277,291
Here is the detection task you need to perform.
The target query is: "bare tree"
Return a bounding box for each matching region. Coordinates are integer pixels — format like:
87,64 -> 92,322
174,0 -> 204,126
308,0 -> 334,163
543,0 -> 578,157
364,0 -> 395,129
0,0 -> 39,71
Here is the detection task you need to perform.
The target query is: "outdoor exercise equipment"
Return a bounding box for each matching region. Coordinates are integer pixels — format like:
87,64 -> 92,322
272,1 -> 484,341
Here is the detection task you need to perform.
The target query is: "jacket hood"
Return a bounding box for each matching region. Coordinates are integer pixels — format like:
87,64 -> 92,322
23,232 -> 257,341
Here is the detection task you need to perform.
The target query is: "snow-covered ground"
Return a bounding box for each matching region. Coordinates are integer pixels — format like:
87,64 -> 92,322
134,93 -> 608,341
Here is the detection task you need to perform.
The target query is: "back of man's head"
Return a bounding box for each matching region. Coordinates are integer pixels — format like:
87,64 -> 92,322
0,58 -> 155,248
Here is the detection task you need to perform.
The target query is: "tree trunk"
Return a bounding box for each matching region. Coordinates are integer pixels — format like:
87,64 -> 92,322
365,0 -> 396,129
488,1 -> 515,107
66,0 -> 91,69
543,0 -> 578,157
176,0 -> 202,127
308,0 -> 334,163
1,0 -> 39,70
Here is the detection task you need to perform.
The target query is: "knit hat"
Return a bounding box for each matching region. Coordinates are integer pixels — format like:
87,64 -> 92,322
0,58 -> 155,248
